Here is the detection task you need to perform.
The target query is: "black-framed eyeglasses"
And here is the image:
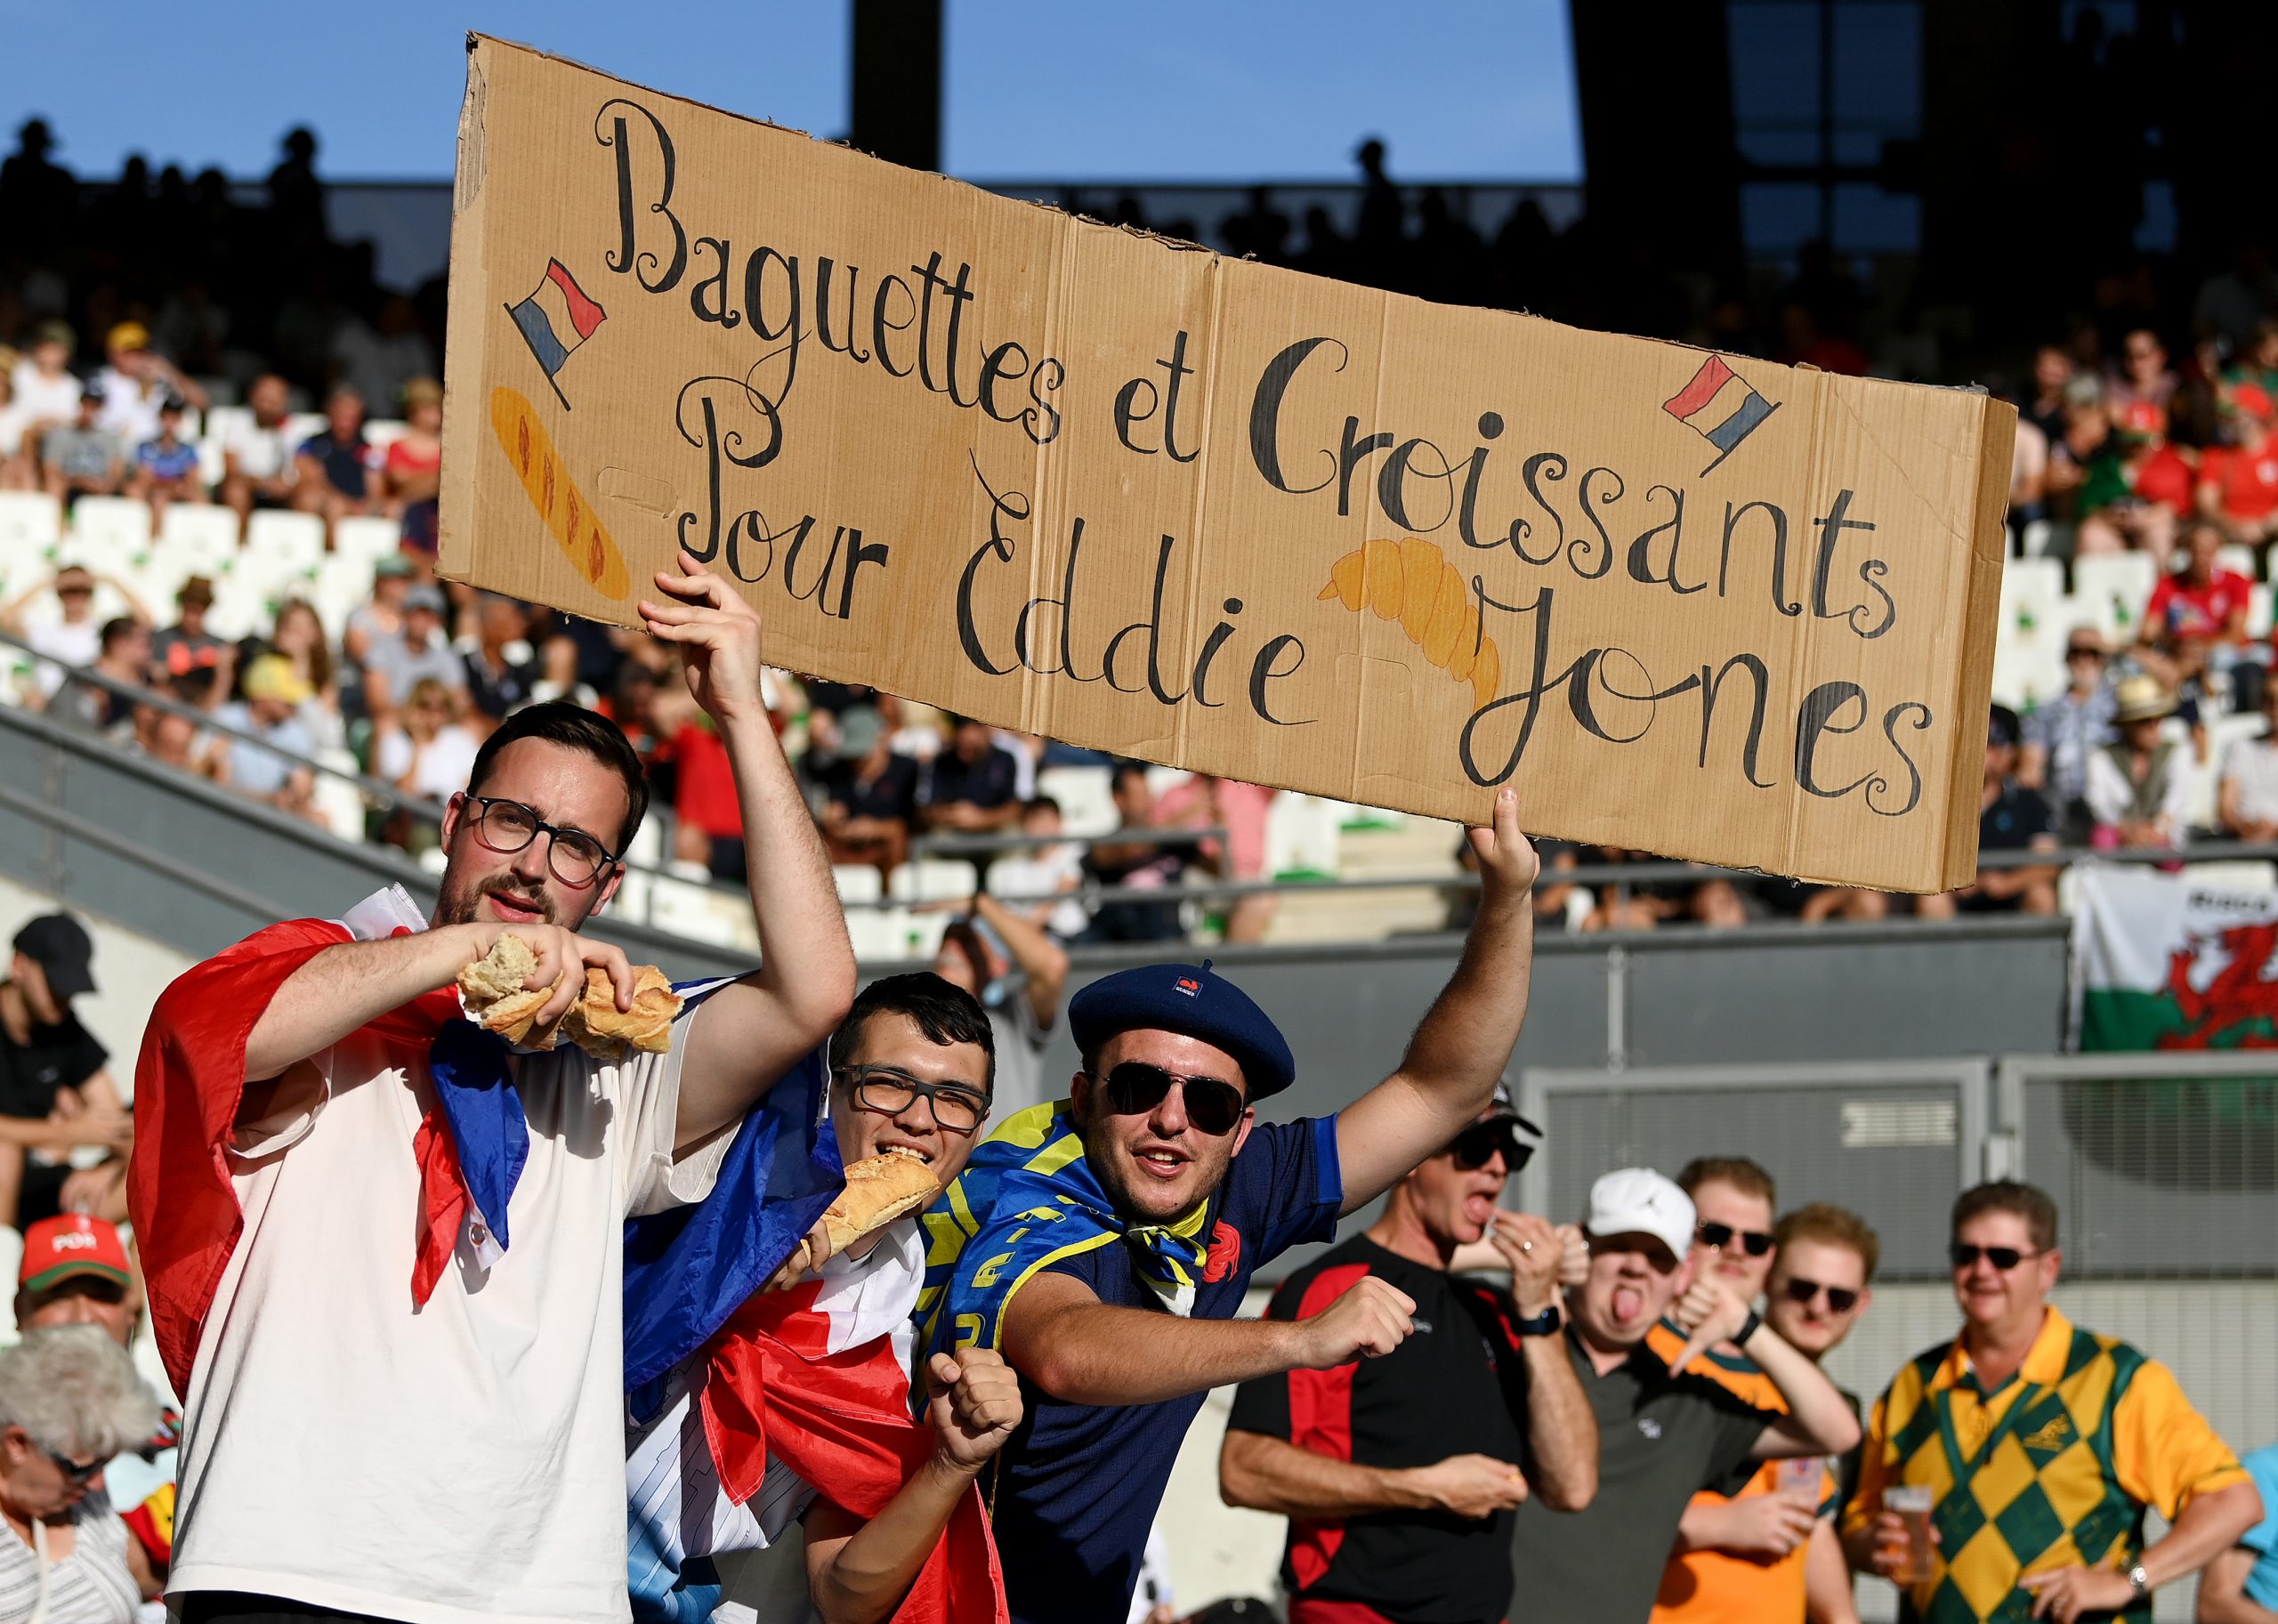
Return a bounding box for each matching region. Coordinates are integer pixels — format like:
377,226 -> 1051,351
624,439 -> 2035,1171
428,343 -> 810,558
1697,1221 -> 1774,1256
1780,1276 -> 1861,1313
456,794 -> 621,887
1949,1242 -> 2042,1272
40,1442 -> 102,1484
834,1064 -> 990,1136
1089,1062 -> 1247,1136
1449,1121 -> 1535,1174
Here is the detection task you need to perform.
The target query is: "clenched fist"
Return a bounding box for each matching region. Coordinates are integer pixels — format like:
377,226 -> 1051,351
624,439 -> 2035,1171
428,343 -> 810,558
925,1348 -> 1023,1474
1296,1273 -> 1416,1368
1408,1452 -> 1529,1520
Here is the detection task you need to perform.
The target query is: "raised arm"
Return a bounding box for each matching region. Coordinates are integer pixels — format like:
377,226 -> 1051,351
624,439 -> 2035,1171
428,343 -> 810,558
1333,788 -> 1539,1213
1492,1211 -> 1597,1511
638,553 -> 856,1151
1668,1276 -> 1861,1458
970,890 -> 1068,1031
998,1267 -> 1414,1409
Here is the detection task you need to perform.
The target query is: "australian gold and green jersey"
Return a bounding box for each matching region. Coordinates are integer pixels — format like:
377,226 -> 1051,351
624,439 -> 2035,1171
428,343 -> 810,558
1843,1306 -> 2243,1623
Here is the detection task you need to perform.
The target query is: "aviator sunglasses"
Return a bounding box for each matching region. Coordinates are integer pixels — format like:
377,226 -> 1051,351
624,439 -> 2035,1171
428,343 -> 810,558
1780,1276 -> 1860,1313
1949,1242 -> 2043,1272
1091,1062 -> 1247,1135
1696,1221 -> 1775,1256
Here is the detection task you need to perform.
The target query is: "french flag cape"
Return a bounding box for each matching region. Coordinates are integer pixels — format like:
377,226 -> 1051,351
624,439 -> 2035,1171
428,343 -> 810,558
128,887 -> 842,1405
626,1223 -> 1006,1623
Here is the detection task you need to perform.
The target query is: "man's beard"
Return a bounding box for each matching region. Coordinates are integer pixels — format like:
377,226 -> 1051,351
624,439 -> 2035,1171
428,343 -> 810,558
435,866 -> 560,928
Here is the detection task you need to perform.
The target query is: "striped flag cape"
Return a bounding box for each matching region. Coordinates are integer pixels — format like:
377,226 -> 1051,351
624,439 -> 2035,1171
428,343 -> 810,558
915,1101 -> 1211,1370
628,1223 -> 1005,1623
131,887 -> 842,1401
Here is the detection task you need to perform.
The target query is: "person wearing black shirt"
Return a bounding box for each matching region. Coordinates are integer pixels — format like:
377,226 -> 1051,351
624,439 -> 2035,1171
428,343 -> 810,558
821,711 -> 922,876
918,717 -> 1022,832
1919,706 -> 2063,918
0,914 -> 132,1228
1223,1094 -> 1597,1624
1079,764 -> 1188,943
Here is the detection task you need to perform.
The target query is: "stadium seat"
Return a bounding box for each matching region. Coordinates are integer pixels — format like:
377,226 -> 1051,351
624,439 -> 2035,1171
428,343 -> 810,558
203,405 -> 254,448
2072,553 -> 2159,642
364,418 -> 409,453
2251,585 -> 2274,641
68,495 -> 154,566
332,513 -> 404,568
283,411 -> 326,449
832,865 -> 885,906
310,553 -> 376,642
244,509 -> 327,576
159,503 -> 242,573
1266,793 -> 1344,877
205,573 -> 277,642
2217,543 -> 2258,581
2183,860 -> 2278,893
311,748 -> 368,843
647,872 -> 753,949
1036,764 -> 1115,836
888,858 -> 978,905
2017,518 -> 2056,559
0,492 -> 61,590
845,905 -> 912,963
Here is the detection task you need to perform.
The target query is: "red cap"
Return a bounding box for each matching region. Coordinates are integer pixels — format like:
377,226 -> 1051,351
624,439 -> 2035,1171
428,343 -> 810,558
19,1215 -> 130,1293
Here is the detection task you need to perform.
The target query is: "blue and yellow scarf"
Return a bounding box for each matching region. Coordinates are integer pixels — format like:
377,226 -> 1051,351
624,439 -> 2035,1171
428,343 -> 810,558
915,1101 -> 1211,1366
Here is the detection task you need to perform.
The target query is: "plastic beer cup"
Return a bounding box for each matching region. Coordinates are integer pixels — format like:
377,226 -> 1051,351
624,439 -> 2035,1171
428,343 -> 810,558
1883,1484 -> 1937,1583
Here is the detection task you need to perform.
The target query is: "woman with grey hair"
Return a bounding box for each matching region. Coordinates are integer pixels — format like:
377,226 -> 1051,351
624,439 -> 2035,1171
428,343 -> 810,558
0,1326 -> 161,1622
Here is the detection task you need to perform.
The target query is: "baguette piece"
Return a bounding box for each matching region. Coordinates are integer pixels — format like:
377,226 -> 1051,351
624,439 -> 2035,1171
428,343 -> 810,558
456,936 -> 683,1060
782,1147 -> 941,1277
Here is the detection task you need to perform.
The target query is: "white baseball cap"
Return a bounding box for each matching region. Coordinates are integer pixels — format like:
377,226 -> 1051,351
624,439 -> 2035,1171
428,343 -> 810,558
1583,1168 -> 1696,1262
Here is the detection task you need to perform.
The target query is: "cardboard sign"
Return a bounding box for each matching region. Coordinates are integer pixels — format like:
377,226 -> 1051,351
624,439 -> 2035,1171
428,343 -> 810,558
440,36 -> 2012,892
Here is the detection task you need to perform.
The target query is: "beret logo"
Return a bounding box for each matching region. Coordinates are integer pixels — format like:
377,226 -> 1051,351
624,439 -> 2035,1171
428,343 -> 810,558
1174,977 -> 1201,998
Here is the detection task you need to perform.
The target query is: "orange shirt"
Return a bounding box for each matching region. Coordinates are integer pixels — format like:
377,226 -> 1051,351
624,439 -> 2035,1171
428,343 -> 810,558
1645,1321 -> 1831,1624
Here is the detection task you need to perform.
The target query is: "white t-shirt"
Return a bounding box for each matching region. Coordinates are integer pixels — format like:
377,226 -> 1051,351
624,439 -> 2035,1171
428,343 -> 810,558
169,982 -> 737,1624
9,359 -> 83,428
222,416 -> 298,484
28,618 -> 101,697
988,844 -> 1086,941
93,367 -> 161,447
377,723 -> 481,800
2222,735 -> 2278,828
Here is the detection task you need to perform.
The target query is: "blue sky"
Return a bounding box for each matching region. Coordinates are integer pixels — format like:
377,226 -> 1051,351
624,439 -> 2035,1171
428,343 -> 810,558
3,1 -> 1579,182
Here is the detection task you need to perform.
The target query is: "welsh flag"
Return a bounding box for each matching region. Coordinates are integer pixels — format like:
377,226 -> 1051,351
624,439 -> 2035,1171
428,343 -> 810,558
2073,864 -> 2278,1050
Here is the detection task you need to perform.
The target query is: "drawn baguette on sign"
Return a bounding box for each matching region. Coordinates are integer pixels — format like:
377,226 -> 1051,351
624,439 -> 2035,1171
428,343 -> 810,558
488,385 -> 632,601
1319,537 -> 1502,713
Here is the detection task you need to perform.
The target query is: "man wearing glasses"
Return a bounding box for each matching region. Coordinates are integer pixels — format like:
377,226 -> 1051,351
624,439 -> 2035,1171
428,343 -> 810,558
133,552 -> 858,1624
1217,1090 -> 1598,1624
917,788 -> 1544,1624
1843,1181 -> 2260,1623
630,972 -> 1018,1623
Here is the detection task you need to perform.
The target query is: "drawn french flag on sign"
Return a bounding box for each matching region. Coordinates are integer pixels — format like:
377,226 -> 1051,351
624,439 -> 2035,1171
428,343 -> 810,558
1662,354 -> 1780,474
506,259 -> 608,408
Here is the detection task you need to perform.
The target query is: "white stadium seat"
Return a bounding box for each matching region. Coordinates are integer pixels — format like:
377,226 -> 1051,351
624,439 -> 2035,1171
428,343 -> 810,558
331,513 -> 404,568
1036,764 -> 1116,836
0,492 -> 61,590
67,495 -> 153,566
244,509 -> 326,576
887,858 -> 977,905
2217,543 -> 2258,581
158,504 -> 242,572
2072,552 -> 2159,642
832,865 -> 885,906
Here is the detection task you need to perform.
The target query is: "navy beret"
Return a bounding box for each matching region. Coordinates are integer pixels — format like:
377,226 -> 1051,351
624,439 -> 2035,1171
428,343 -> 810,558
1068,960 -> 1297,1101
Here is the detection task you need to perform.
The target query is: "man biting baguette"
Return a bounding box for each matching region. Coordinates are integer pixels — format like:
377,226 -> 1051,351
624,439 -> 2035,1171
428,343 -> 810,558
629,972 -> 1018,1623
131,552 -> 857,1624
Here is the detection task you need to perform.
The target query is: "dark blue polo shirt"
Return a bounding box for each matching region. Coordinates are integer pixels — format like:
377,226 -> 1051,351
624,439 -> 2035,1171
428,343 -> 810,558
990,1114 -> 1343,1624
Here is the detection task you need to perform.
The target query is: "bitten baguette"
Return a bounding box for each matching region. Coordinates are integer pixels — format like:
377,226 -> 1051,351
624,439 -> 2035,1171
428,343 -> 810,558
456,935 -> 682,1061
489,384 -> 632,601
782,1147 -> 941,1277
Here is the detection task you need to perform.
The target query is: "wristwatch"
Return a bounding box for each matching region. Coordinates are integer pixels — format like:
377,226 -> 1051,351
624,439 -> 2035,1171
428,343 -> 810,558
1514,1304 -> 1562,1337
2127,1563 -> 2150,1598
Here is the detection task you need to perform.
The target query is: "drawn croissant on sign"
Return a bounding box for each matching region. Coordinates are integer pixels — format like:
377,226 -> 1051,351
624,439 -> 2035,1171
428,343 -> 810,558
1318,537 -> 1501,713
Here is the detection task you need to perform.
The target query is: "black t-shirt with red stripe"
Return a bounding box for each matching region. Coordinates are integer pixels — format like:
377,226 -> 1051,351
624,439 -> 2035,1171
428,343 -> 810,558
1227,1234 -> 1531,1624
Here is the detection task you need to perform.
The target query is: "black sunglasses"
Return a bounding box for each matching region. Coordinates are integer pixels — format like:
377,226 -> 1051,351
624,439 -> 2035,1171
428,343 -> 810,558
1950,1243 -> 2042,1272
457,794 -> 622,887
1450,1121 -> 1535,1174
1781,1276 -> 1860,1313
41,1442 -> 102,1484
1091,1062 -> 1246,1136
833,1063 -> 990,1136
1697,1221 -> 1774,1256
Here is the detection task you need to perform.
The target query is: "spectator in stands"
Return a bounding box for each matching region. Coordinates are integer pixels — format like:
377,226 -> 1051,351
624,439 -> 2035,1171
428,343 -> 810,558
0,914 -> 132,1232
207,653 -> 319,822
264,598 -> 340,744
150,576 -> 232,710
379,376 -> 442,518
1652,1157 -> 1825,1624
2021,628 -> 2118,837
218,372 -> 299,526
1,565 -> 143,702
987,796 -> 1088,941
2198,393 -> 2278,550
2195,1441 -> 2278,1624
1154,773 -> 1279,943
2087,675 -> 2195,850
2218,680 -> 2278,845
10,321 -> 82,440
1506,1168 -> 1860,1624
918,715 -> 1022,831
0,368 -> 32,490
1078,764 -> 1188,943
2137,518 -> 2256,709
1219,1100 -> 1595,1624
1920,706 -> 2063,917
40,387 -> 125,505
129,707 -> 216,782
290,384 -> 376,529
462,592 -> 540,728
343,552 -> 411,675
2075,408 -> 2193,570
93,321 -> 205,448
0,1326 -> 166,1620
1845,1182 -> 2258,1621
378,675 -> 480,806
47,617 -> 149,740
332,295 -> 434,418
2108,327 -> 2178,431
127,393 -> 204,525
2023,344 -> 2074,450
820,707 -> 920,877
928,896 -> 1069,1120
652,682 -> 752,880
362,583 -> 464,737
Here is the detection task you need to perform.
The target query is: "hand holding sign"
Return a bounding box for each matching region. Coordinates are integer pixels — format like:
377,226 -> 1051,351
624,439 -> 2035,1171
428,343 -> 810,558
639,550 -> 767,728
1466,788 -> 1539,903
